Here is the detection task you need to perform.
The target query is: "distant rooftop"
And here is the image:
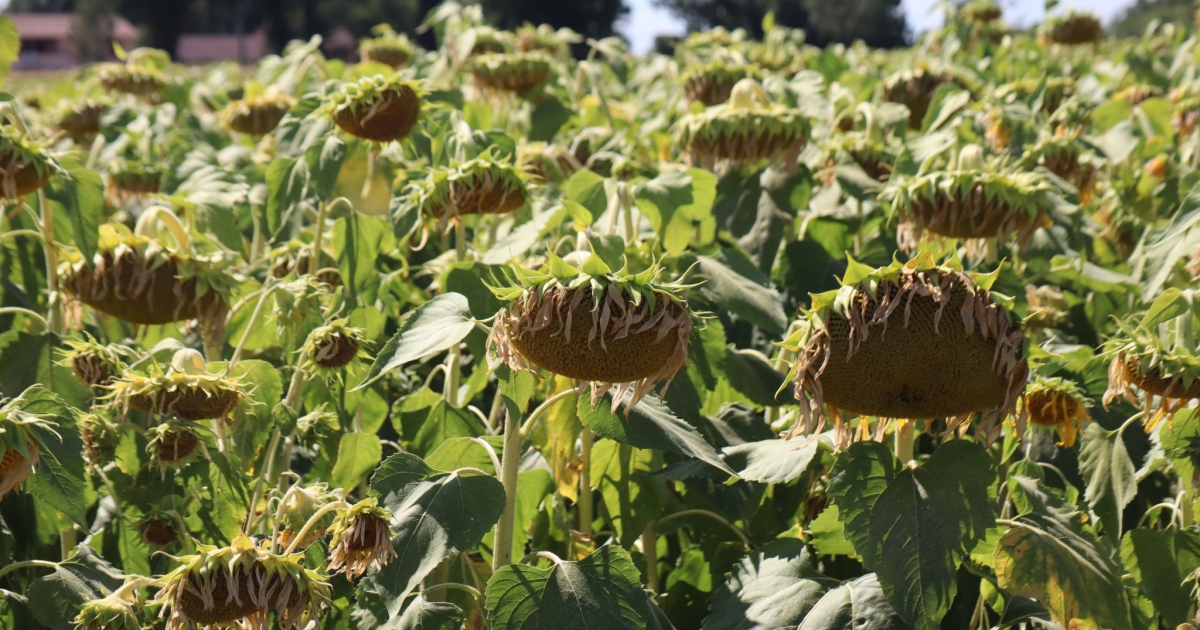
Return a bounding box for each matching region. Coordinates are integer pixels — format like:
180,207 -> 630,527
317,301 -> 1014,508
9,12 -> 138,41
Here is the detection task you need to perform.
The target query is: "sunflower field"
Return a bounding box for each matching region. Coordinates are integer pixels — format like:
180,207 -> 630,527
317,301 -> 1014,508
3,1 -> 1200,628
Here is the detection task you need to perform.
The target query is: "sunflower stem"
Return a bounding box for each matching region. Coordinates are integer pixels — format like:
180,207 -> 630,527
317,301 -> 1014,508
641,523 -> 660,594
445,344 -> 461,407
310,200 -> 329,273
650,509 -> 752,548
284,500 -> 349,555
85,133 -> 105,170
212,417 -> 229,457
895,419 -> 915,464
621,184 -> 635,243
493,404 -> 524,571
579,428 -> 594,537
59,528 -> 76,561
0,307 -> 47,331
0,560 -> 57,581
38,192 -> 63,336
228,281 -> 277,371
245,427 -> 284,535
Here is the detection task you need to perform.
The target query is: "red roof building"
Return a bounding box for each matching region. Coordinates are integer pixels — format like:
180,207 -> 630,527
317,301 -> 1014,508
9,13 -> 139,70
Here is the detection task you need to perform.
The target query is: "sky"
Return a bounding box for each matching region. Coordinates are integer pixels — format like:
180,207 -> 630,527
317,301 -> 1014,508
617,0 -> 1139,53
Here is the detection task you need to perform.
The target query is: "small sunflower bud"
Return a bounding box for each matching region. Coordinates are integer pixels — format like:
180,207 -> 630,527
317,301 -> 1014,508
74,595 -> 141,630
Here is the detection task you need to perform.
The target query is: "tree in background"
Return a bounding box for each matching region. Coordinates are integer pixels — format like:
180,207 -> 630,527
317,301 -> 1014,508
71,0 -> 115,60
1110,0 -> 1195,37
655,0 -> 907,48
475,0 -> 628,41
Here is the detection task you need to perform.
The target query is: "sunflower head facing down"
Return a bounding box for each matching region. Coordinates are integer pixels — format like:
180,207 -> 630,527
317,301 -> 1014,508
326,74 -> 422,143
469,51 -> 555,95
782,250 -> 1028,447
301,319 -> 371,373
674,78 -> 809,171
109,348 -> 245,421
399,149 -> 529,231
327,497 -> 396,580
222,89 -> 296,137
74,592 -> 142,630
488,249 -> 697,411
153,533 -> 330,630
0,125 -> 59,199
0,387 -> 65,499
1022,375 -> 1091,447
1102,291 -> 1200,430
359,24 -> 418,69
61,335 -> 134,390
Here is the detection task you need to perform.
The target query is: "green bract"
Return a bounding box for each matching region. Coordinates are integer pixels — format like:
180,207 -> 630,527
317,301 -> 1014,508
781,250 -> 1027,447
488,250 -> 697,410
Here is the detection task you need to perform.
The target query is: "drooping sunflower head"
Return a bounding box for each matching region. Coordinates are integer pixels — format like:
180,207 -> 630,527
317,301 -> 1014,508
469,51 -> 554,95
269,240 -> 342,287
1172,91 -> 1200,137
674,78 -> 809,170
1023,284 -> 1070,333
79,410 -> 122,470
488,249 -> 697,410
60,216 -> 237,331
822,128 -> 897,183
400,150 -> 529,229
60,335 -> 134,390
1022,375 -> 1091,447
1039,10 -> 1103,45
962,0 -> 1002,23
222,89 -> 296,137
1102,294 -> 1200,429
783,250 -> 1028,447
139,509 -> 181,546
1020,129 -> 1097,202
0,125 -> 59,199
452,25 -> 513,61
74,593 -> 142,630
359,25 -> 418,69
106,159 -> 167,203
301,319 -> 371,372
881,64 -> 969,129
109,348 -> 245,421
98,63 -> 167,97
327,497 -> 396,580
681,60 -> 759,107
58,99 -> 108,141
0,389 -> 61,499
884,144 -> 1057,253
327,74 -> 422,143
154,533 -> 330,630
515,23 -> 579,57
1116,83 -> 1163,107
145,419 -> 204,469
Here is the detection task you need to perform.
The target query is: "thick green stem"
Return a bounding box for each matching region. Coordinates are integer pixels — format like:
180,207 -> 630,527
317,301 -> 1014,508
245,427 -> 284,534
38,192 -> 63,335
284,500 -> 349,555
0,560 -> 57,581
310,200 -> 329,271
579,429 -> 594,536
445,345 -> 461,408
895,419 -> 915,464
59,528 -> 76,561
493,410 -> 523,570
641,524 -> 659,593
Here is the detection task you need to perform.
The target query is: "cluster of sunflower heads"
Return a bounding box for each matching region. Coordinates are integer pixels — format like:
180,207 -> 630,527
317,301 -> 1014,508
783,251 -> 1028,448
885,144 -> 1057,253
222,88 -> 296,137
1103,290 -> 1200,429
675,78 -> 808,171
400,149 -> 529,231
58,100 -> 108,141
154,533 -> 330,630
488,249 -> 697,411
327,498 -> 397,580
359,24 -> 418,69
1039,10 -> 1103,46
0,125 -> 58,199
469,51 -> 554,95
327,74 -> 422,143
109,348 -> 245,422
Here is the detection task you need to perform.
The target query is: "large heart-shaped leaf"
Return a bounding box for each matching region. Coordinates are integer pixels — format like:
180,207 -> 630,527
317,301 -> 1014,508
797,573 -> 911,630
703,539 -> 836,630
1078,423 -> 1136,536
578,391 -> 734,475
358,293 -> 475,389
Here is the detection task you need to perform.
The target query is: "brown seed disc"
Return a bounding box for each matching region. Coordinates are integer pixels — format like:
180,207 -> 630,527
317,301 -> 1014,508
72,354 -> 115,388
506,292 -> 687,383
315,334 -> 359,368
1047,17 -> 1102,45
141,515 -> 178,545
907,187 -> 1045,241
154,430 -> 199,462
685,75 -> 737,107
1122,356 -> 1200,400
332,86 -> 420,143
1025,388 -> 1083,427
473,67 -> 552,94
813,282 -> 1020,419
176,565 -> 265,625
0,149 -> 51,199
130,386 -> 240,421
361,48 -> 410,69
62,251 -> 224,326
0,441 -> 36,497
227,104 -> 290,136
60,104 -> 105,139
